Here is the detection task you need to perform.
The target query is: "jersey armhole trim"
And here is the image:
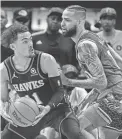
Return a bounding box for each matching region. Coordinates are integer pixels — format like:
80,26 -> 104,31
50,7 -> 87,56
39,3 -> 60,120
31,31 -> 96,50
4,60 -> 12,83
37,52 -> 48,79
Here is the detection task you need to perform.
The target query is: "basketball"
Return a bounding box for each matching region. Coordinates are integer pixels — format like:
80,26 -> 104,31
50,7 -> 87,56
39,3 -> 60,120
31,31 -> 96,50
9,97 -> 40,127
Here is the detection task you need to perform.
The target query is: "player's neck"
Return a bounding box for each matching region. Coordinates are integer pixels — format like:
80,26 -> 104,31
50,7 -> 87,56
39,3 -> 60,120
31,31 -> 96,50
71,27 -> 86,44
12,55 -> 31,71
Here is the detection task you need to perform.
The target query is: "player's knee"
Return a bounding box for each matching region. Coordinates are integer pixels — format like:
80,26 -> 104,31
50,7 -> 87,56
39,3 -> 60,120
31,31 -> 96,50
61,118 -> 85,139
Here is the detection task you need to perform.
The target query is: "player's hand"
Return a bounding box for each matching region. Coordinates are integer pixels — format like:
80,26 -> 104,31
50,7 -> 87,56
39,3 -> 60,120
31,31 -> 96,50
9,90 -> 20,102
1,102 -> 18,127
32,105 -> 51,126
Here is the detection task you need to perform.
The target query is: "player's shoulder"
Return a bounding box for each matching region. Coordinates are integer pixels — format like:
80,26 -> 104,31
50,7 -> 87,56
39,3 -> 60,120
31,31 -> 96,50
0,62 -> 6,71
41,53 -> 56,63
77,38 -> 99,54
78,39 -> 98,50
40,53 -> 58,74
0,62 -> 8,80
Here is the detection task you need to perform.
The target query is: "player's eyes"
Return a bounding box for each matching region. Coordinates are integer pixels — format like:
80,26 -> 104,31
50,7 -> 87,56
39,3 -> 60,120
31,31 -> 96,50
64,18 -> 70,22
23,41 -> 28,44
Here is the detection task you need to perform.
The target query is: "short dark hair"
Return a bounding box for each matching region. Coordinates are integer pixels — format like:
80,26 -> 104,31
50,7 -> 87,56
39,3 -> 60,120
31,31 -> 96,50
1,23 -> 29,48
66,5 -> 86,12
65,5 -> 86,19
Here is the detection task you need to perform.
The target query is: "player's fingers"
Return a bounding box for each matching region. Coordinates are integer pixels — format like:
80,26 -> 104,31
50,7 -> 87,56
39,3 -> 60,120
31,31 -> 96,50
35,112 -> 41,119
4,116 -> 17,127
2,112 -> 18,127
37,105 -> 45,111
35,112 -> 44,119
32,118 -> 41,126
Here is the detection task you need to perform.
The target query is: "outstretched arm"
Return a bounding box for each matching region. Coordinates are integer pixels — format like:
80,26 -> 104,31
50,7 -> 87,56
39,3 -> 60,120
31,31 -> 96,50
61,40 -> 107,90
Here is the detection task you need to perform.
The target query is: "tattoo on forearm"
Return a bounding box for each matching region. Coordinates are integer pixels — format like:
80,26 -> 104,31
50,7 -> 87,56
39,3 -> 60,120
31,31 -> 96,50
65,42 -> 107,89
92,74 -> 106,87
79,43 -> 104,75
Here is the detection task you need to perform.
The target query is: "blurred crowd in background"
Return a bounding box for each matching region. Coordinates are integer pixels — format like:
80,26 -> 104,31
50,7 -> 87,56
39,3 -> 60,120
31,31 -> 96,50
1,7 -> 101,33
1,3 -> 122,65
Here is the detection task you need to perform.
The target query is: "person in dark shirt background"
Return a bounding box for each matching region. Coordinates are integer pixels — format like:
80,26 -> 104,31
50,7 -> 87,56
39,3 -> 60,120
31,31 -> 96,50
13,8 -> 32,33
1,8 -> 14,62
32,7 -> 77,67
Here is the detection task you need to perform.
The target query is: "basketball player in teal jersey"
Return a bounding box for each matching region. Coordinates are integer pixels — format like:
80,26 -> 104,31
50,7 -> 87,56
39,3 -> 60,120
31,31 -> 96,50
61,5 -> 122,139
97,7 -> 122,69
0,23 -> 86,139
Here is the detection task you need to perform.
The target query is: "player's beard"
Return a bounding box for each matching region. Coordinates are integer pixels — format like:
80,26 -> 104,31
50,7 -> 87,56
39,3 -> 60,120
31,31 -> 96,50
103,25 -> 112,32
62,25 -> 77,37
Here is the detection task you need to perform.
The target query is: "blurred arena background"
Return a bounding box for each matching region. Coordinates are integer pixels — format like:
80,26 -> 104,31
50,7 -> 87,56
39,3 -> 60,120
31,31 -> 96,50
2,1 -> 122,33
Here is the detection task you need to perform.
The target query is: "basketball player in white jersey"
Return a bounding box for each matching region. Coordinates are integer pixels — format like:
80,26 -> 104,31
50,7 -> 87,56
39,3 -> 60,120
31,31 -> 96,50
97,7 -> 122,69
61,5 -> 122,139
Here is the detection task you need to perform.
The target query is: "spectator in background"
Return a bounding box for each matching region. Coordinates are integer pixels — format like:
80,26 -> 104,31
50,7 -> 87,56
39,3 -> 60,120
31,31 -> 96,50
32,7 -> 77,67
1,8 -> 14,62
97,7 -> 122,69
13,8 -> 32,32
1,8 -> 13,131
1,9 -> 7,34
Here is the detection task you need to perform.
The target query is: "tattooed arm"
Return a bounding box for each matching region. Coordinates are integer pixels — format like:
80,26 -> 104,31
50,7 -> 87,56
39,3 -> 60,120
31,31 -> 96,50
61,40 -> 107,90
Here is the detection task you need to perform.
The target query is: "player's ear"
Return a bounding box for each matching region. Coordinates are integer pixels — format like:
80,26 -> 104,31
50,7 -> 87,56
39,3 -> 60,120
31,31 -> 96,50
77,18 -> 85,25
10,43 -> 16,51
77,18 -> 81,25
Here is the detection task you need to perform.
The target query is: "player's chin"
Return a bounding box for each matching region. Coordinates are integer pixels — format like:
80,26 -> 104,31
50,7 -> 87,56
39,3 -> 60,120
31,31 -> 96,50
29,53 -> 35,58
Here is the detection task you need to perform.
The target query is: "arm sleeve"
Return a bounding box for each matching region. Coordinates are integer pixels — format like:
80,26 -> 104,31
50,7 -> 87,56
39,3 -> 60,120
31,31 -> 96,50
48,76 -> 65,109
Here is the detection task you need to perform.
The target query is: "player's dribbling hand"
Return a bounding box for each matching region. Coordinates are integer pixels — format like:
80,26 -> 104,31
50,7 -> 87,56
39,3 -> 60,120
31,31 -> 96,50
32,105 -> 51,126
